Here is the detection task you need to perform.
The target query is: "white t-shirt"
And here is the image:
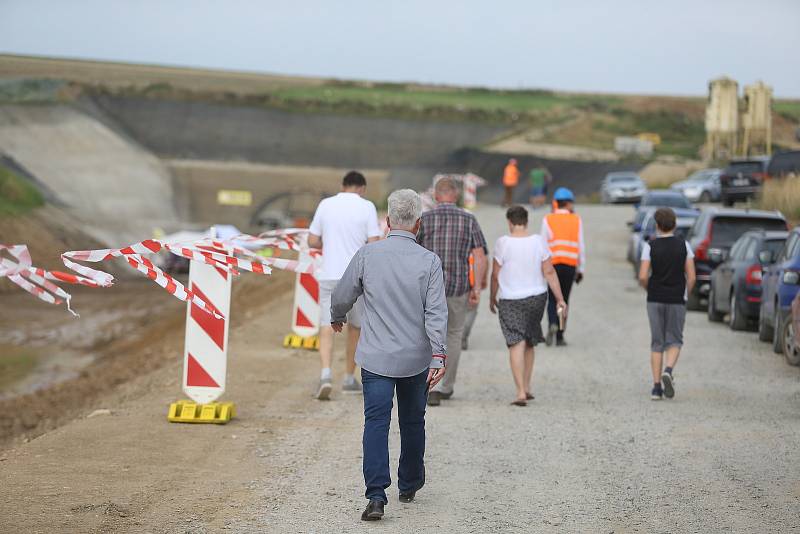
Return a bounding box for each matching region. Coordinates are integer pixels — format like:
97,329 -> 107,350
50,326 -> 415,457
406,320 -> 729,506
493,234 -> 551,300
309,192 -> 382,280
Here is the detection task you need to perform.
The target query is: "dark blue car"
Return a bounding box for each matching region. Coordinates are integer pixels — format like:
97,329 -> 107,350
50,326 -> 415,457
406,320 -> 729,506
760,227 -> 800,352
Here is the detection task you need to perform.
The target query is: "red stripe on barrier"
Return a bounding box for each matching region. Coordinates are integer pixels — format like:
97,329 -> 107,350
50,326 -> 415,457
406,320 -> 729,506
190,284 -> 225,350
296,307 -> 314,328
186,353 -> 220,387
300,273 -> 319,301
141,240 -> 161,253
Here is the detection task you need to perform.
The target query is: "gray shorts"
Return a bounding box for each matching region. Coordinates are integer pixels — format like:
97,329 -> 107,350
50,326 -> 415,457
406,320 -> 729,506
319,279 -> 363,328
646,301 -> 686,352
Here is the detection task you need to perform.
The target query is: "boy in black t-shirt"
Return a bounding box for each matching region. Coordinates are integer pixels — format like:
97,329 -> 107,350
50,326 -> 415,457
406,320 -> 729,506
638,208 -> 696,400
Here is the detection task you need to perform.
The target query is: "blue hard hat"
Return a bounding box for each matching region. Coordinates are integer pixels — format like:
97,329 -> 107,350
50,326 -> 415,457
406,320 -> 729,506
553,187 -> 575,202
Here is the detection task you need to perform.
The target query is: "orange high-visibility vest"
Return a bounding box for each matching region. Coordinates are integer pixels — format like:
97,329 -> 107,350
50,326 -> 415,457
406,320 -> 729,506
503,164 -> 519,187
545,212 -> 580,267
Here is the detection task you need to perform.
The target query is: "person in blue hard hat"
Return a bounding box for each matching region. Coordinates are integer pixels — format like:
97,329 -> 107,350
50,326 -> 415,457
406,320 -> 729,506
540,187 -> 585,346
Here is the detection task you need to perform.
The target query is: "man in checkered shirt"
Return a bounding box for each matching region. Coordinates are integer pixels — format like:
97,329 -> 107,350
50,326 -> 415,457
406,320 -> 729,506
417,177 -> 488,406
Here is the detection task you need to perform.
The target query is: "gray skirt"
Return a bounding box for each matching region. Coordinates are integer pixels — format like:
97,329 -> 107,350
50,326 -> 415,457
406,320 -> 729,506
497,292 -> 548,347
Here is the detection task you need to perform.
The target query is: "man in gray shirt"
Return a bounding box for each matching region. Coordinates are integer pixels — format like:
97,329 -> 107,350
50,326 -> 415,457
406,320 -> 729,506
331,189 -> 447,522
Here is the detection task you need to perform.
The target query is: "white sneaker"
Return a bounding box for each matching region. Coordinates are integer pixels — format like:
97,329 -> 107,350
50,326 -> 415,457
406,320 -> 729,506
315,378 -> 332,400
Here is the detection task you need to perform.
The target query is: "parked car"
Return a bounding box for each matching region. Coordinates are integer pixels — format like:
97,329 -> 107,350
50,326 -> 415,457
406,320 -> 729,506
759,226 -> 800,353
626,207 -> 656,264
686,208 -> 787,310
784,292 -> 800,366
638,190 -> 693,210
707,230 -> 787,329
632,207 -> 699,276
670,168 -> 722,202
601,172 -> 647,204
766,150 -> 800,180
719,157 -> 770,206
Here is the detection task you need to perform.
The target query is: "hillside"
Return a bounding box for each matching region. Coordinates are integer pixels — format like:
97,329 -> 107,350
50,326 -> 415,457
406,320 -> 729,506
3,54 -> 799,160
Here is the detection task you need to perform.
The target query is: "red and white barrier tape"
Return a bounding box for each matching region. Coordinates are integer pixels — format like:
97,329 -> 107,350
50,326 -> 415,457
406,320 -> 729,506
0,244 -> 99,316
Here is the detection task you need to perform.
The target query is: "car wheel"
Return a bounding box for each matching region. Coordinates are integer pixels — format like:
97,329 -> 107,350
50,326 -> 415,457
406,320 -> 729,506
687,290 -> 702,311
707,284 -> 724,322
782,314 -> 800,366
773,307 -> 784,354
700,191 -> 711,203
758,308 -> 774,342
729,290 -> 747,330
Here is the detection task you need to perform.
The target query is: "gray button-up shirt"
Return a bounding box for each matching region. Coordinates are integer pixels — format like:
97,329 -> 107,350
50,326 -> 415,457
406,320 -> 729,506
331,230 -> 448,378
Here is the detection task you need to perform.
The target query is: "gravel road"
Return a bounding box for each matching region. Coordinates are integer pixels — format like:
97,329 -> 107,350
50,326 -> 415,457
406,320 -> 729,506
1,205 -> 798,533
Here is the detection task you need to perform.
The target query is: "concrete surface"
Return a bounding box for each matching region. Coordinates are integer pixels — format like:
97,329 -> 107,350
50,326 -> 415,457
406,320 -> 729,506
0,105 -> 177,244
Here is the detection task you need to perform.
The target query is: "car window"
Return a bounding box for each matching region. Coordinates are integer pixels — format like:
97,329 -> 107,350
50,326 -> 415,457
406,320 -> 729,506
689,212 -> 707,240
710,217 -> 787,247
767,152 -> 800,177
780,233 -> 800,261
725,162 -> 763,174
762,238 -> 787,259
743,238 -> 759,260
641,194 -> 691,209
729,238 -> 746,260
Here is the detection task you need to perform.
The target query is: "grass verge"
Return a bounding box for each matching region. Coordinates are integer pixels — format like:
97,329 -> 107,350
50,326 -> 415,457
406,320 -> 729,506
759,178 -> 800,221
0,166 -> 44,216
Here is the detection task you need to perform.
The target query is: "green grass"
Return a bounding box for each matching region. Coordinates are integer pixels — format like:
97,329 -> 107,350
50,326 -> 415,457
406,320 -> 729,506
774,100 -> 800,122
0,166 -> 44,216
0,346 -> 39,391
269,83 -> 621,114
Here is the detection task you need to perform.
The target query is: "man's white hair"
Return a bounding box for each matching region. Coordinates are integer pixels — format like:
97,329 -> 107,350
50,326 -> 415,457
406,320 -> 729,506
387,189 -> 422,229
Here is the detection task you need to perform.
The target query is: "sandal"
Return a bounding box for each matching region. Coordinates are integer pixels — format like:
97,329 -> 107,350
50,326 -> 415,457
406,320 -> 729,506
525,393 -> 535,400
510,400 -> 527,407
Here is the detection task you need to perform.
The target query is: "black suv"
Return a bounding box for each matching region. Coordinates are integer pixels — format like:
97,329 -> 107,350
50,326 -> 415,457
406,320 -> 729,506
767,150 -> 800,180
720,157 -> 770,206
686,208 -> 788,310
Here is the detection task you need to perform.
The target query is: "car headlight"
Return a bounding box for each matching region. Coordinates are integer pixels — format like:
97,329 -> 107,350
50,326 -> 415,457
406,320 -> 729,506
684,187 -> 700,196
783,271 -> 800,285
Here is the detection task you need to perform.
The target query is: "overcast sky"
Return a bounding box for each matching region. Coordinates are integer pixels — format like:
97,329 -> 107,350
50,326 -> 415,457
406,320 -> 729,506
2,0 -> 798,97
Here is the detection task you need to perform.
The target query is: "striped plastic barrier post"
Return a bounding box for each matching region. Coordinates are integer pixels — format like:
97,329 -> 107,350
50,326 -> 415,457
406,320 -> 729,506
284,251 -> 321,350
169,231 -> 235,423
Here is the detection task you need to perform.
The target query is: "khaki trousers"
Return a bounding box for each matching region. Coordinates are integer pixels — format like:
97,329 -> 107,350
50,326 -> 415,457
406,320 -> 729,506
433,293 -> 469,395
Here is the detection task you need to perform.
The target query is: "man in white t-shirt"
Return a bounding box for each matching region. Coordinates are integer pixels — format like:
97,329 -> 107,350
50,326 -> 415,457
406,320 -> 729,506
308,171 -> 382,400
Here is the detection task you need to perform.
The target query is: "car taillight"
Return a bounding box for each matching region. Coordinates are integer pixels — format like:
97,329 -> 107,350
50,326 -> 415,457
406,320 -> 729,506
753,172 -> 766,184
695,236 -> 711,261
746,264 -> 762,285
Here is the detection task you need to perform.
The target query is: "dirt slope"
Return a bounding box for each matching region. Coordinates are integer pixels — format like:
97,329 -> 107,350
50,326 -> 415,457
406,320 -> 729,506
0,104 -> 177,244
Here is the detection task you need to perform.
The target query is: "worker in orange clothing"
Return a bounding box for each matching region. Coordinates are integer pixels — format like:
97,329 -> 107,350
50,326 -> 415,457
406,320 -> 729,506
541,187 -> 585,347
461,247 -> 489,350
502,158 -> 520,207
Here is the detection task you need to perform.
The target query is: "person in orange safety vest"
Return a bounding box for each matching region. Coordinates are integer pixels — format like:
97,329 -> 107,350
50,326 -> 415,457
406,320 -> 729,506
502,158 -> 520,207
540,187 -> 585,346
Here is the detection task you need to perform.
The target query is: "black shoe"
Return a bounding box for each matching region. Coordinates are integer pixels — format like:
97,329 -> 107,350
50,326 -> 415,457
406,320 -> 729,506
427,391 -> 442,406
651,384 -> 663,401
361,500 -> 384,521
399,490 -> 416,503
661,371 -> 675,399
556,337 -> 567,347
545,324 -> 557,346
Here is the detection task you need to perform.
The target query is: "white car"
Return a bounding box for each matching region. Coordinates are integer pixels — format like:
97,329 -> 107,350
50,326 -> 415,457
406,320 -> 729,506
670,169 -> 722,202
601,172 -> 647,204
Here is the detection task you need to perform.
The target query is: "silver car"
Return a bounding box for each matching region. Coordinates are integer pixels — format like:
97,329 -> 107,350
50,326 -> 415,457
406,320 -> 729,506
601,172 -> 647,204
670,168 -> 722,202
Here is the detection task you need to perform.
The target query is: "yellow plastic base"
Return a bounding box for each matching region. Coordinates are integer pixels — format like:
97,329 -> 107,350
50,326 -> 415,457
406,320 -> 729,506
283,334 -> 319,350
167,400 -> 236,424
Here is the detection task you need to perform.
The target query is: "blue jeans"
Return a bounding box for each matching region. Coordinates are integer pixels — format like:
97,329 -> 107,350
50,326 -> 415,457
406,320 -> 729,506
361,368 -> 428,503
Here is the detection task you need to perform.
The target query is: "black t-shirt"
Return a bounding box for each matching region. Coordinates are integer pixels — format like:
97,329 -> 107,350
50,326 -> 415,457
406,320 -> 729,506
646,236 -> 688,304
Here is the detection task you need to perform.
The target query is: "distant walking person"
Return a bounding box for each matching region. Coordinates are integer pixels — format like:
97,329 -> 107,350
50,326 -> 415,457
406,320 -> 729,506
417,177 -> 488,406
502,158 -> 520,206
541,187 -> 585,346
528,165 -> 552,208
490,206 -> 566,406
638,207 -> 696,401
461,247 -> 489,351
308,171 -> 382,400
330,189 -> 447,521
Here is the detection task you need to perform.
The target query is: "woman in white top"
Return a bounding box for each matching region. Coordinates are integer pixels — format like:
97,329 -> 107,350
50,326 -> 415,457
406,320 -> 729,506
490,206 -> 567,406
